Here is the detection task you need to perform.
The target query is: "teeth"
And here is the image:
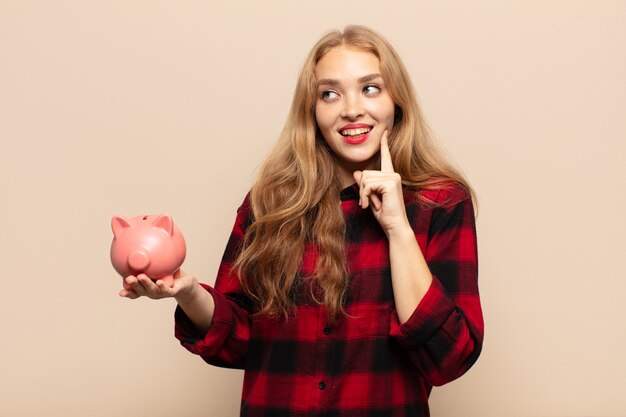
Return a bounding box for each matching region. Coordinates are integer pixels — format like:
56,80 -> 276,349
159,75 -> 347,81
340,128 -> 371,137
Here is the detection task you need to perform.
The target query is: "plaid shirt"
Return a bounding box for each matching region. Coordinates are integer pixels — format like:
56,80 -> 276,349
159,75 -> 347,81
175,182 -> 483,416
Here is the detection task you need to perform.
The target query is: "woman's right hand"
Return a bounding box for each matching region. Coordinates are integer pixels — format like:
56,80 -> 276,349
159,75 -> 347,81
119,270 -> 198,301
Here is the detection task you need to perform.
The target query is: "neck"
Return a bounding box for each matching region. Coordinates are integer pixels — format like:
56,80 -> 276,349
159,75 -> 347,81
337,169 -> 356,189
335,156 -> 380,188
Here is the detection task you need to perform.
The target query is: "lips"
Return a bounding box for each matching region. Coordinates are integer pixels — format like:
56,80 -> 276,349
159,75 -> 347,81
339,124 -> 372,144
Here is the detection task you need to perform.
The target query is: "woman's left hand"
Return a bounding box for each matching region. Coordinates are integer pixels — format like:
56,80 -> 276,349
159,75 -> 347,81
353,131 -> 410,237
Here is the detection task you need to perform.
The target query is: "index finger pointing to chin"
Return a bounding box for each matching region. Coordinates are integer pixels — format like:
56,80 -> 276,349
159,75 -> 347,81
380,130 -> 394,173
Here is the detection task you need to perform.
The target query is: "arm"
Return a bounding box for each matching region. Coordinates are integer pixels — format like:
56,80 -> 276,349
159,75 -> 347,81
387,223 -> 433,324
389,190 -> 483,386
354,133 -> 483,386
174,196 -> 254,369
122,271 -> 215,334
353,131 -> 434,322
174,280 -> 215,334
120,195 -> 254,369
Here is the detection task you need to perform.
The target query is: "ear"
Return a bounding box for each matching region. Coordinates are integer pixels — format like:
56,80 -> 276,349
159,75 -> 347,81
111,215 -> 132,238
152,213 -> 174,235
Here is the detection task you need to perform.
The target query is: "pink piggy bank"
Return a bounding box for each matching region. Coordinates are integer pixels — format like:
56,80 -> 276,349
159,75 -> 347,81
110,213 -> 186,288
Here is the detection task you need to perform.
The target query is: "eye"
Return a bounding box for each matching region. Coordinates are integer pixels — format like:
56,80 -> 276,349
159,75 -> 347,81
363,85 -> 381,95
320,90 -> 339,101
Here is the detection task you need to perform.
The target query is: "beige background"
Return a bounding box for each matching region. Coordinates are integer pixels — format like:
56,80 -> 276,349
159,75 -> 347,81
1,1 -> 625,416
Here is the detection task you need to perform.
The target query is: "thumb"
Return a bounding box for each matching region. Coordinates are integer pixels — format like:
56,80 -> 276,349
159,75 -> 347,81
353,170 -> 362,183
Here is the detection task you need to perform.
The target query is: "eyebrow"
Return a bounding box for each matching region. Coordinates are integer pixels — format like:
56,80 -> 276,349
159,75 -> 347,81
316,73 -> 383,88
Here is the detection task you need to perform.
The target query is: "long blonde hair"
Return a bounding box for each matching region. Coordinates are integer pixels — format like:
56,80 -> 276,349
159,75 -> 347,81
234,25 -> 474,320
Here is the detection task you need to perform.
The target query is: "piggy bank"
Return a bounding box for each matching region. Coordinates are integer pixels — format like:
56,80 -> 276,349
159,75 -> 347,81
110,213 -> 186,288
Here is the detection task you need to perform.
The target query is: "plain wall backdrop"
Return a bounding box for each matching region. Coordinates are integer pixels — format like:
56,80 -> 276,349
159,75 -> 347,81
1,1 -> 624,416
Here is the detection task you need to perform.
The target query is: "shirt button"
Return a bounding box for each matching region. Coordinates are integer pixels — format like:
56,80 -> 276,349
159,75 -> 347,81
323,327 -> 331,335
318,381 -> 326,390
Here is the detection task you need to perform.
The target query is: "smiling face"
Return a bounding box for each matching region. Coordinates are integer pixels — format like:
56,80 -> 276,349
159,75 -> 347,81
314,45 -> 396,187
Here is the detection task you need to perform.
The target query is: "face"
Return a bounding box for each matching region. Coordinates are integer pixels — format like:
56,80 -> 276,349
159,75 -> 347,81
314,46 -> 395,185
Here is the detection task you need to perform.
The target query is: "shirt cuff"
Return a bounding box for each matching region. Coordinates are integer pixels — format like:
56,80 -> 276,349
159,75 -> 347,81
389,276 -> 456,345
174,284 -> 234,357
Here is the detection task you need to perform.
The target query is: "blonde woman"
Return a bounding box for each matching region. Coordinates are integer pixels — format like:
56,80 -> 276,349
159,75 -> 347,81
121,25 -> 484,416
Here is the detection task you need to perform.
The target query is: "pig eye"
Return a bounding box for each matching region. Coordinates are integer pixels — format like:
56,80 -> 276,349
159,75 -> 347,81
142,216 -> 148,220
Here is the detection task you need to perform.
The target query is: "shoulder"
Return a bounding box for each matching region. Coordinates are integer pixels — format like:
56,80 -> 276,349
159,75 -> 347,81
408,179 -> 472,209
233,191 -> 254,233
237,191 -> 252,213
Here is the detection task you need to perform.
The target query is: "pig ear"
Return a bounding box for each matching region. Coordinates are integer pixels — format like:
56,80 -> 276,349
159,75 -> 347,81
153,213 -> 174,235
111,215 -> 132,238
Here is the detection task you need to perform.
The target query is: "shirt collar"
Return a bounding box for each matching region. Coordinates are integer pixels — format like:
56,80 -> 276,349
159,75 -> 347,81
339,183 -> 360,201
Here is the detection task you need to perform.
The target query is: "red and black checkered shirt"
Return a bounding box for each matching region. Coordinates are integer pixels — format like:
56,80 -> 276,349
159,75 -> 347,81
175,182 -> 483,416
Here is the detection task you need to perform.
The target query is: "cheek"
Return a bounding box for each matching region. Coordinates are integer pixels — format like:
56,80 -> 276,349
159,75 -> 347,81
388,107 -> 396,126
368,99 -> 394,121
371,93 -> 396,123
381,103 -> 396,127
315,106 -> 334,132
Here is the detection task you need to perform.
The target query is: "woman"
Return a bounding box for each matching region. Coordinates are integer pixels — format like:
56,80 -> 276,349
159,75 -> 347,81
121,25 -> 483,416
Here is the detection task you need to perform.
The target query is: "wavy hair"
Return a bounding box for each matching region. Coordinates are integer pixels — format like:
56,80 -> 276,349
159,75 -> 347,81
234,25 -> 474,321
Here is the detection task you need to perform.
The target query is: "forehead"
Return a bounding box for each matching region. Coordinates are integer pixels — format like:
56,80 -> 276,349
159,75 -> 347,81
314,46 -> 381,81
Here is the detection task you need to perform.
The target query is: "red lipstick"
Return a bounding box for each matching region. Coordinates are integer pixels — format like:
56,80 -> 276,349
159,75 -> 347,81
339,124 -> 373,145
340,123 -> 372,130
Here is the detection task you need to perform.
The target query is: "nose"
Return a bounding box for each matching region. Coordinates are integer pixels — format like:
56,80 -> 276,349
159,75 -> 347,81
340,93 -> 364,119
128,248 -> 150,270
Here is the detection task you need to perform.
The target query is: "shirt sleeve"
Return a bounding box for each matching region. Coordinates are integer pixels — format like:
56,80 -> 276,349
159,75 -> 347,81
174,194 -> 254,369
389,185 -> 484,386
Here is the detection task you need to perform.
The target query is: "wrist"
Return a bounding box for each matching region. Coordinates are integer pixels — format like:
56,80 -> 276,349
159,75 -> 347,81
175,279 -> 201,305
385,221 -> 414,241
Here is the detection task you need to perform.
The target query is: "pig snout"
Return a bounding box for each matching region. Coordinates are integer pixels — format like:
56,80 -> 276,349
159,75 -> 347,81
128,249 -> 150,271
